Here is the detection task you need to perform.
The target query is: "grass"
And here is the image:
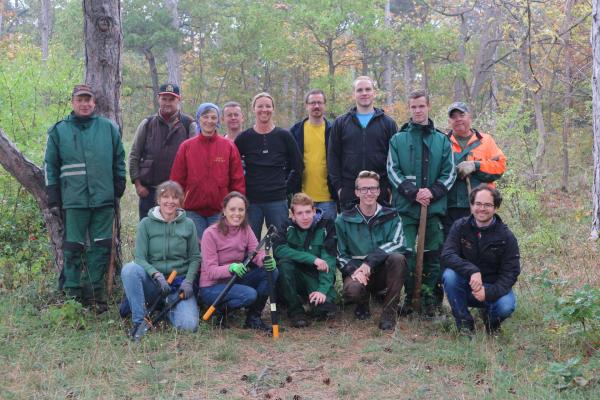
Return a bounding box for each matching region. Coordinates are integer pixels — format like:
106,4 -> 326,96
0,186 -> 599,399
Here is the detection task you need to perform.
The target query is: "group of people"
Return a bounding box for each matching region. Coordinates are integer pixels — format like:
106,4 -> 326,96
44,76 -> 520,338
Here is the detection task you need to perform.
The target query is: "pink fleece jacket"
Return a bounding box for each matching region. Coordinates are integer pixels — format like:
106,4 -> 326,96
199,223 -> 265,287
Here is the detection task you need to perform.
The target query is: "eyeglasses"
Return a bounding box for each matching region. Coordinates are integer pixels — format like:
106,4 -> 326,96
473,202 -> 494,209
356,186 -> 380,194
307,101 -> 325,106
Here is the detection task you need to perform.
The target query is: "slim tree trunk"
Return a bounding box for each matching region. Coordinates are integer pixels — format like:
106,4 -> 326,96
560,0 -> 575,192
164,0 -> 181,85
83,0 -> 122,129
590,0 -> 600,240
382,0 -> 394,105
143,46 -> 159,110
40,0 -> 51,62
454,13 -> 467,101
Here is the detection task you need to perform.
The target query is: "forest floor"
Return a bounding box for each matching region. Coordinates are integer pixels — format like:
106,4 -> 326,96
1,189 -> 599,400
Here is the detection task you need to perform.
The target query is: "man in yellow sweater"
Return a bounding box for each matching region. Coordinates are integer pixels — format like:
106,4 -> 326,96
290,89 -> 337,220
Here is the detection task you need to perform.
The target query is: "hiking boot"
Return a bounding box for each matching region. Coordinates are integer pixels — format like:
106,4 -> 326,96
378,308 -> 397,331
313,302 -> 337,321
398,304 -> 414,317
354,303 -> 371,320
243,314 -> 271,332
92,300 -> 108,315
290,313 -> 310,328
212,310 -> 230,329
479,309 -> 502,335
421,303 -> 441,319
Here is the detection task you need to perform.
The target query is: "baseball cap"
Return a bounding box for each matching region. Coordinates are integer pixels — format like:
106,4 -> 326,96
447,101 -> 469,116
72,84 -> 95,97
158,83 -> 181,98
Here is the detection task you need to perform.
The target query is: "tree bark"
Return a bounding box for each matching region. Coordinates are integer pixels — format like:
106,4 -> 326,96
83,0 -> 123,129
454,13 -> 467,101
143,46 -> 159,110
560,0 -> 575,192
0,128 -> 63,270
591,0 -> 600,240
164,0 -> 181,85
39,0 -> 52,62
382,0 -> 394,105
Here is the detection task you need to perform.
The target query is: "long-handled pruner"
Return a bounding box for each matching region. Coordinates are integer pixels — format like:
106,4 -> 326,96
264,233 -> 279,339
132,270 -> 177,342
202,225 -> 277,321
412,204 -> 428,313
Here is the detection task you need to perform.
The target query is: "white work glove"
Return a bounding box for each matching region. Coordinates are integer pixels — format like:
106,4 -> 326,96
457,161 -> 476,178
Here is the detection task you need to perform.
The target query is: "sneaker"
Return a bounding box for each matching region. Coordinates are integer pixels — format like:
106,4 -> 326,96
290,313 -> 310,328
354,303 -> 371,320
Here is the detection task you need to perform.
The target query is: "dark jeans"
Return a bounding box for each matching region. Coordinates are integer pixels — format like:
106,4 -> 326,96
199,267 -> 279,311
248,200 -> 288,240
442,268 -> 516,330
343,253 -> 407,312
441,207 -> 471,238
186,211 -> 219,242
138,186 -> 157,220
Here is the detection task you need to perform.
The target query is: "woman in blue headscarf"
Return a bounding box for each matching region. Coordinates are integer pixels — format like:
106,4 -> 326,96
170,103 -> 246,240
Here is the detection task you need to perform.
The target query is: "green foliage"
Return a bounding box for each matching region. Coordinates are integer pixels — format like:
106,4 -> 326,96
45,299 -> 88,330
548,285 -> 600,332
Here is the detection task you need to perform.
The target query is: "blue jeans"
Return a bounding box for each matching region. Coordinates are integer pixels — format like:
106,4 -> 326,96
186,211 -> 220,241
121,262 -> 199,331
248,200 -> 288,240
138,187 -> 157,221
315,201 -> 337,222
199,267 -> 279,311
442,268 -> 516,330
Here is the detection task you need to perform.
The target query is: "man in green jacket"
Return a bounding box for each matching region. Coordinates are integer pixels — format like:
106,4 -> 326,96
274,193 -> 337,328
44,84 -> 126,313
335,171 -> 408,330
387,89 -> 456,316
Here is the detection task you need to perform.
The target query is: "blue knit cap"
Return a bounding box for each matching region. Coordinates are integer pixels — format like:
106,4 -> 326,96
195,102 -> 221,134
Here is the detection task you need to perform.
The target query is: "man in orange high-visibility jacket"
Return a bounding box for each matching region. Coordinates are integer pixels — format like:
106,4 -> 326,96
443,102 -> 506,237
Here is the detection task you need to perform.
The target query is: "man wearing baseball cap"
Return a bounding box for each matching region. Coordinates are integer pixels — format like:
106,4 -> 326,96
443,102 -> 506,237
129,83 -> 196,220
44,84 -> 126,313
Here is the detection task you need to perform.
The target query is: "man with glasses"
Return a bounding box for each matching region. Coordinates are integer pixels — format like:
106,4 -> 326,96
441,185 -> 520,335
290,89 -> 337,220
328,76 -> 398,210
335,171 -> 408,330
443,102 -> 506,237
387,89 -> 456,317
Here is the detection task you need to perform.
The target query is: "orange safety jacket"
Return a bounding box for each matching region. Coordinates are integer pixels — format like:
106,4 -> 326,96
447,128 -> 506,209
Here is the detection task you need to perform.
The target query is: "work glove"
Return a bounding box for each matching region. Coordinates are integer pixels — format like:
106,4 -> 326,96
46,184 -> 62,208
153,273 -> 171,296
114,177 -> 126,198
229,262 -> 247,278
49,207 -> 62,218
179,280 -> 194,300
263,256 -> 277,272
457,161 -> 476,178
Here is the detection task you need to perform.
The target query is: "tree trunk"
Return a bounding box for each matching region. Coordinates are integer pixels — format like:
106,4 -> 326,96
83,0 -> 123,129
0,128 -> 64,270
403,51 -> 414,96
39,0 -> 52,62
164,0 -> 181,85
382,0 -> 394,106
143,46 -> 159,110
454,13 -> 467,101
560,0 -> 575,192
590,0 -> 600,240
327,44 -> 336,110
0,1 -> 4,36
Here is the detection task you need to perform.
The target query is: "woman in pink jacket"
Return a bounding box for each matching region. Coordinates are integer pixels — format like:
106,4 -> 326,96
199,192 -> 277,331
170,103 -> 245,241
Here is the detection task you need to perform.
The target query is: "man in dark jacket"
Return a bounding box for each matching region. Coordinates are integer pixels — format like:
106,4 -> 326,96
290,89 -> 336,220
274,193 -> 337,328
328,76 -> 398,210
387,89 -> 456,316
335,171 -> 408,330
441,185 -> 520,334
44,84 -> 126,313
128,83 -> 195,219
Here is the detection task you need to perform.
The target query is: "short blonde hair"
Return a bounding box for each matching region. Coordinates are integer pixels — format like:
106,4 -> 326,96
290,192 -> 314,213
355,170 -> 380,187
251,92 -> 275,109
352,76 -> 375,90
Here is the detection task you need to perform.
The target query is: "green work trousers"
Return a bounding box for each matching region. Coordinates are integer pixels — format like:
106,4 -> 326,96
278,260 -> 337,317
63,206 -> 114,303
400,214 -> 444,308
